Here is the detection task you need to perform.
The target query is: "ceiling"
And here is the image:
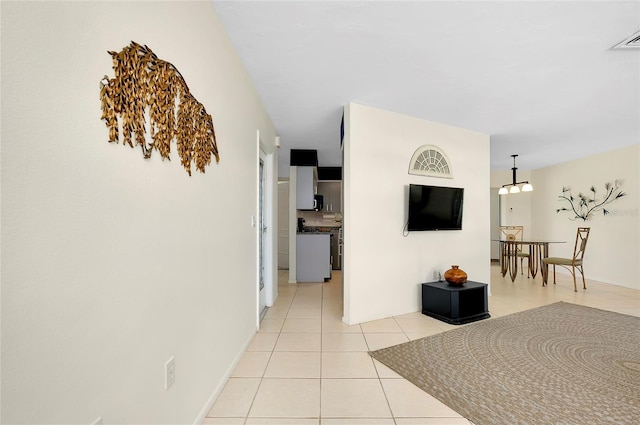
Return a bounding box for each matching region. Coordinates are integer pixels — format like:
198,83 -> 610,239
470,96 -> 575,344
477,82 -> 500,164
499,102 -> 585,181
212,1 -> 639,177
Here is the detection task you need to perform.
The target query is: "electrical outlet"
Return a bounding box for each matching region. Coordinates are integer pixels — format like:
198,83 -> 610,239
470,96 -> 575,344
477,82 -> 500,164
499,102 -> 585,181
165,356 -> 176,390
432,270 -> 439,280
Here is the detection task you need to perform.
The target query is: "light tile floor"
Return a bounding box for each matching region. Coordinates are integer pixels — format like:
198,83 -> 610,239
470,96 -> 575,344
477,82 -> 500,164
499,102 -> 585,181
204,263 -> 640,425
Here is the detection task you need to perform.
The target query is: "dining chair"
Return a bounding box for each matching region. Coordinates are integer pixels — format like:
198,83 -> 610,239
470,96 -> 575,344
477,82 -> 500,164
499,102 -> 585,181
542,227 -> 590,292
499,225 -> 530,277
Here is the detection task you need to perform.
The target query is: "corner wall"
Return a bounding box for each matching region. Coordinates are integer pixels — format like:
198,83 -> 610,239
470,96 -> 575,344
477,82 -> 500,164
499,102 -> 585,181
1,2 -> 277,423
343,103 -> 491,325
530,145 -> 639,289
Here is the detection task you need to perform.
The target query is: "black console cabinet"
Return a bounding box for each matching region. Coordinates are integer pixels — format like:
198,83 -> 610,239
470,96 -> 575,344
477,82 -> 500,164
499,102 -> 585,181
421,281 -> 490,325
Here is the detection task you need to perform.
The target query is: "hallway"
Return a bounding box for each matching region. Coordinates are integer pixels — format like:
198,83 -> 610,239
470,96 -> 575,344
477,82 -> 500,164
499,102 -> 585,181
205,265 -> 639,424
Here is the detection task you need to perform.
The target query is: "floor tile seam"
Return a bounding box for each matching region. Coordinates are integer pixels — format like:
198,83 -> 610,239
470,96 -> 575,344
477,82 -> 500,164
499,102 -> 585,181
245,415 -> 320,422
362,331 -> 411,350
287,304 -> 323,311
390,414 -> 470,419
393,316 -> 444,341
319,349 -> 323,421
233,349 -> 276,380
260,377 -> 322,381
392,315 -> 416,342
375,378 -> 468,422
319,283 -> 325,417
270,349 -> 322,353
319,416 -> 396,421
289,304 -> 324,310
327,373 -> 396,421
277,284 -> 300,319
267,328 -> 288,353
282,316 -> 323,322
362,330 -> 375,353
370,354 -> 388,382
242,372 -> 267,424
243,378 -> 321,421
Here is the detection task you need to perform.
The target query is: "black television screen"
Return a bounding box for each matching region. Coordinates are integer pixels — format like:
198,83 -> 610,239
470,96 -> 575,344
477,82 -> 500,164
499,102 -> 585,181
408,184 -> 464,231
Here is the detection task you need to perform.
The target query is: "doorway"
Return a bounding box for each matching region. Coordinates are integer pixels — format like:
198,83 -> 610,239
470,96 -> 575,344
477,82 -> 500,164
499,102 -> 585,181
490,187 -> 500,260
277,181 -> 289,269
256,137 -> 277,325
258,149 -> 267,320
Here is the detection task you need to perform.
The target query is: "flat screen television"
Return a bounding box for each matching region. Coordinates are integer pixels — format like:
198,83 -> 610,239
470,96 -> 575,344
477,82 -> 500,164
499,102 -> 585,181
408,184 -> 464,231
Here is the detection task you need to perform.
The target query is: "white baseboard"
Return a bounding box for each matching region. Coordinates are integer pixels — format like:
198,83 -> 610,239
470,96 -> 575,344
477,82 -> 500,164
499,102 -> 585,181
191,328 -> 258,425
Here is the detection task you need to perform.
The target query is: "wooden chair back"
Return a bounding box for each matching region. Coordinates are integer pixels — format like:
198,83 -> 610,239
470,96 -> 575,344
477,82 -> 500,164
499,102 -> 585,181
500,226 -> 524,252
573,227 -> 590,263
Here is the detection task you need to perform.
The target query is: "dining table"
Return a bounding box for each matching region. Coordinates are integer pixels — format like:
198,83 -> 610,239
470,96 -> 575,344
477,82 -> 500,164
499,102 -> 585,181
494,239 -> 566,286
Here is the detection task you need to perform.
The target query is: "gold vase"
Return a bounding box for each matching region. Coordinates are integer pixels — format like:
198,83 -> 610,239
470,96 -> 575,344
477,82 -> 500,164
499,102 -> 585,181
444,265 -> 467,286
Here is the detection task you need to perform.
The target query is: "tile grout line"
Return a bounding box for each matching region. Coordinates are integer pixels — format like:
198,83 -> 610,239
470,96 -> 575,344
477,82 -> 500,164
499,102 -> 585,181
245,278 -> 301,424
320,281 -> 324,422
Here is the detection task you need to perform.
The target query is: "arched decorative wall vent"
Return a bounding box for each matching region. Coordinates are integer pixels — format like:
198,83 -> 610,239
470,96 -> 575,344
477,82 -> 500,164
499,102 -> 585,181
408,145 -> 452,178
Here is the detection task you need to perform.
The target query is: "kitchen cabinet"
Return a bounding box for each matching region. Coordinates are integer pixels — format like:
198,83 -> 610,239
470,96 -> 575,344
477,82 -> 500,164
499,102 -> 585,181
296,166 -> 317,210
296,233 -> 331,282
329,227 -> 341,270
317,181 -> 341,212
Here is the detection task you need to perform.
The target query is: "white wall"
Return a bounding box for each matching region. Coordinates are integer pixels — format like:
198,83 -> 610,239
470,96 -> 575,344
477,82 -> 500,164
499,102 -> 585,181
529,145 -> 639,289
1,2 -> 277,423
343,103 -> 491,325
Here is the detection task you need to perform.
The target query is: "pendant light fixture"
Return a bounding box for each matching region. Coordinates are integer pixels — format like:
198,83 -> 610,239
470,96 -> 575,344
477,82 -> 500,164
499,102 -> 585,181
498,154 -> 533,195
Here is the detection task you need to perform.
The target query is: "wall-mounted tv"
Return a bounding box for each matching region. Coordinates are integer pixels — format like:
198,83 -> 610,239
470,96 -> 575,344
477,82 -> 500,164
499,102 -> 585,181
408,184 -> 464,231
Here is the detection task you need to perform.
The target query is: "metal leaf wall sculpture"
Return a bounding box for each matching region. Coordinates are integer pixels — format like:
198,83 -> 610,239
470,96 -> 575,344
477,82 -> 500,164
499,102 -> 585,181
100,41 -> 219,175
556,181 -> 626,221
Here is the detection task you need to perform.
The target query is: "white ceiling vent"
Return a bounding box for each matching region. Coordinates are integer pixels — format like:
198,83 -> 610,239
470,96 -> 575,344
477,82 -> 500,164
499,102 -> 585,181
612,30 -> 640,49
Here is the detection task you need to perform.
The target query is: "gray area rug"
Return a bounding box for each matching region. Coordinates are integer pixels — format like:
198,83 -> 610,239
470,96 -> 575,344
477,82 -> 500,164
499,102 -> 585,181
369,302 -> 640,425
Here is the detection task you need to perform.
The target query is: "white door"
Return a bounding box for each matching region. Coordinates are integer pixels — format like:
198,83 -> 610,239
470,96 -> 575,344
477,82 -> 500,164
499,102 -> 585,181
258,152 -> 267,319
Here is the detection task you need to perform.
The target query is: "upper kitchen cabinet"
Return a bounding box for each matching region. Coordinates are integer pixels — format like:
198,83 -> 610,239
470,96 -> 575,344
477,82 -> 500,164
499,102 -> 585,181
317,181 -> 341,213
295,166 -> 318,210
291,149 -> 319,210
317,167 -> 342,213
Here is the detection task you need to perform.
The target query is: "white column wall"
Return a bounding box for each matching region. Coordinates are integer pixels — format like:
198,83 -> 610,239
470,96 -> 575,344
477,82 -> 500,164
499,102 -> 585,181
1,2 -> 277,423
343,103 -> 491,325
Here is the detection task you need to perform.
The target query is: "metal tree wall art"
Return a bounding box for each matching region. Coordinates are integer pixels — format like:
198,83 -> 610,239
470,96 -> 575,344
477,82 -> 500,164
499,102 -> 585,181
100,41 -> 220,175
556,181 -> 626,221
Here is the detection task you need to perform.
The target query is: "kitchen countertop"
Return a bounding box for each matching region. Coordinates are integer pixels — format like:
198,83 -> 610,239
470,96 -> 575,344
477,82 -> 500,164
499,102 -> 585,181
299,225 -> 341,233
302,223 -> 342,228
304,225 -> 341,231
